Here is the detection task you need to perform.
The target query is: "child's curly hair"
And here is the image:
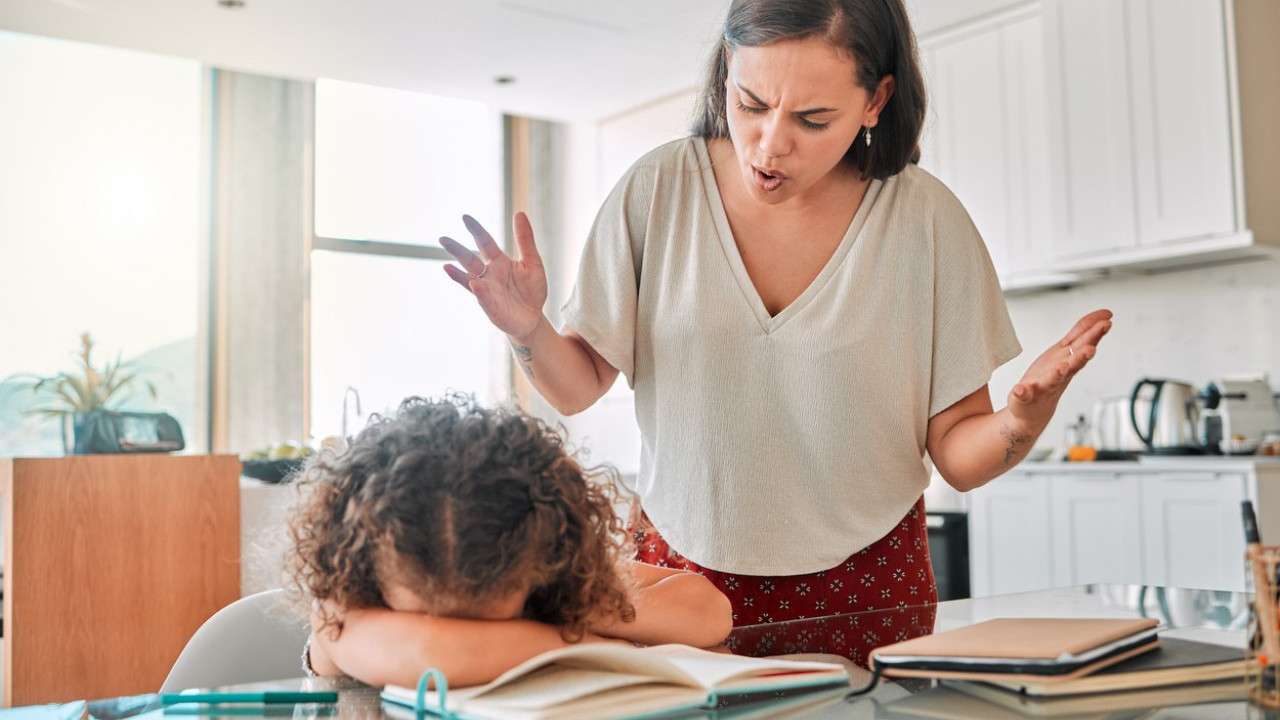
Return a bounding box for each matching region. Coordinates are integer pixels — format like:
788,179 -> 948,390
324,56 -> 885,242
285,394 -> 636,641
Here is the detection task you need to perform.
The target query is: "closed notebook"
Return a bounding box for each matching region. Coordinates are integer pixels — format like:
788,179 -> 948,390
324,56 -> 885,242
869,617 -> 1160,683
953,635 -> 1245,697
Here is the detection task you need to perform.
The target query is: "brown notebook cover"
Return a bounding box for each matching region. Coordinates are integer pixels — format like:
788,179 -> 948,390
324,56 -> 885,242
870,617 -> 1161,683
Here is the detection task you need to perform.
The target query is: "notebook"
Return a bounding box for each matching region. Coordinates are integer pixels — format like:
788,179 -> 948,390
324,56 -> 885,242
380,643 -> 851,720
869,617 -> 1160,683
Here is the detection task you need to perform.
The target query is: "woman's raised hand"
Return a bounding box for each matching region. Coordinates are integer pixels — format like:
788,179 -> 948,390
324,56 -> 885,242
1007,309 -> 1114,429
441,212 -> 548,342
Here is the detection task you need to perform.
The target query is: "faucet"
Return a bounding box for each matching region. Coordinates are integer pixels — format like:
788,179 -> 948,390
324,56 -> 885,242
341,386 -> 362,440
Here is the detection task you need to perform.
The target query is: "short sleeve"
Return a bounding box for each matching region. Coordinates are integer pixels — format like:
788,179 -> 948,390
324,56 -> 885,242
559,162 -> 655,387
927,191 -> 1022,417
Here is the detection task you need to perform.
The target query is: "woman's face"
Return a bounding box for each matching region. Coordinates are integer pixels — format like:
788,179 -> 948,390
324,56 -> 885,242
724,36 -> 891,205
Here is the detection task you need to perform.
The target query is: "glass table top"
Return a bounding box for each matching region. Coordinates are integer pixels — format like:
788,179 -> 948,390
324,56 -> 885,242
76,584 -> 1263,720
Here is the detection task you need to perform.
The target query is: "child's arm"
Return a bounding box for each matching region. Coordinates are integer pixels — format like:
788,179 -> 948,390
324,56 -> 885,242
307,603 -> 622,688
589,562 -> 733,648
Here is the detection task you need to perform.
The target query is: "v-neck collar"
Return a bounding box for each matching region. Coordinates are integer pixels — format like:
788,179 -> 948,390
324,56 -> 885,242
694,137 -> 883,334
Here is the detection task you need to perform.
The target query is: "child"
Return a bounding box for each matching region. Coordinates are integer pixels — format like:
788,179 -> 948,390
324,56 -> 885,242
285,395 -> 733,688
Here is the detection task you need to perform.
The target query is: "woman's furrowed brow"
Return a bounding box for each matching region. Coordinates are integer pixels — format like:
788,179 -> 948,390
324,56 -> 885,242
736,83 -> 836,116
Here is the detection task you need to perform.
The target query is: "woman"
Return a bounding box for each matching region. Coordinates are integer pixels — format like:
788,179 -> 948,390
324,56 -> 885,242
440,0 -> 1111,663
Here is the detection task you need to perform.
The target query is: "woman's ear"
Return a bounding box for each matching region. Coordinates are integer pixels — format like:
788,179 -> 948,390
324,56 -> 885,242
866,73 -> 896,126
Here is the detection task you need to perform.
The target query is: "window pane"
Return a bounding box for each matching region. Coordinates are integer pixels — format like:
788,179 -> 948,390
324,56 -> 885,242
310,251 -> 501,440
314,79 -> 504,245
0,30 -> 202,456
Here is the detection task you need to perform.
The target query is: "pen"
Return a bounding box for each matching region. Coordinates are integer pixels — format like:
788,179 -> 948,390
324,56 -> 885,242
160,691 -> 338,706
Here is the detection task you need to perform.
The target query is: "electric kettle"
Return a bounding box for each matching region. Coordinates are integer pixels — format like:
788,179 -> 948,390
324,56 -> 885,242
1129,378 -> 1204,454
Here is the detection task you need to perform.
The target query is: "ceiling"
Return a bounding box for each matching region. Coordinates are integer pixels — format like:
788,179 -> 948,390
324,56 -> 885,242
0,0 -> 1024,122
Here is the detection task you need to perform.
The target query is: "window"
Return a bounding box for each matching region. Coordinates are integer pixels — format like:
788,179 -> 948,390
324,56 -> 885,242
0,31 -> 203,456
310,79 -> 506,436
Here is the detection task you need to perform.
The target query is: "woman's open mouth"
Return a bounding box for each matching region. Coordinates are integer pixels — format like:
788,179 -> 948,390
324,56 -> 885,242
752,166 -> 786,192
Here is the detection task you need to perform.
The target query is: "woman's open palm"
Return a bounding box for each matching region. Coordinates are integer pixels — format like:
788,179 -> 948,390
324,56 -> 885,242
441,212 -> 548,341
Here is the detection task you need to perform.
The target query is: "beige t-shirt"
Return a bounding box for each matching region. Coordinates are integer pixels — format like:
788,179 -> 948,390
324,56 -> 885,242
561,137 -> 1021,575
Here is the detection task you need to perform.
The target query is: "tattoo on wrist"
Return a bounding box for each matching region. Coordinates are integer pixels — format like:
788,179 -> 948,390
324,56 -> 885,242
1000,425 -> 1034,464
511,342 -> 534,379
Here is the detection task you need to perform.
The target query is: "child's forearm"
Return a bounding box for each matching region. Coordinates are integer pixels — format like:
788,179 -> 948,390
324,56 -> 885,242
592,573 -> 733,648
311,607 -> 574,688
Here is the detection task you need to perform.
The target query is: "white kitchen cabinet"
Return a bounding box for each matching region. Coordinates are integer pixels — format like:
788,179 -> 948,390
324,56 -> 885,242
919,10 -> 1052,287
1140,471 -> 1247,591
1042,0 -> 1137,260
968,460 -> 1280,597
1126,0 -> 1235,247
1042,0 -> 1275,270
1049,472 -> 1143,588
967,471 -> 1053,596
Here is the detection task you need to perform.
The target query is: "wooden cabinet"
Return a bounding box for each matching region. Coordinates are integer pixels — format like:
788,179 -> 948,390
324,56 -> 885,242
968,461 -> 1280,597
919,9 -> 1052,286
1,455 -> 241,706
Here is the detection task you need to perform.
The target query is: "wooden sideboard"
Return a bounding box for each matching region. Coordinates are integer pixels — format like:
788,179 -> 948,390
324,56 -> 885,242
1,454 -> 241,706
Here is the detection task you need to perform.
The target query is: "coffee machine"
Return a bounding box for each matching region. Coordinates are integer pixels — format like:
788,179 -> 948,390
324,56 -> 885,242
1199,374 -> 1280,453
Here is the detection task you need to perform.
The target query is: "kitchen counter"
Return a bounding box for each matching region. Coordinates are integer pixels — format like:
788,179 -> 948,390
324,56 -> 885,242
1020,456 -> 1280,472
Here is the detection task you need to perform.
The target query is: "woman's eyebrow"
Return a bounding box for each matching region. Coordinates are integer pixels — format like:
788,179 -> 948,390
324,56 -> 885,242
736,83 -> 837,116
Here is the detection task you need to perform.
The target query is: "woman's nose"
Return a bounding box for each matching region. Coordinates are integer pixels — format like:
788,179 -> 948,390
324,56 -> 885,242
757,115 -> 792,157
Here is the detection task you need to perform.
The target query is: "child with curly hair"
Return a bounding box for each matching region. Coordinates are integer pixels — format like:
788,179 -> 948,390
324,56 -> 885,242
286,395 -> 733,689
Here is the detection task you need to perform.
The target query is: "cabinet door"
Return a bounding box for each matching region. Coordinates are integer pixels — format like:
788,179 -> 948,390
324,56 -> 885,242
968,473 -> 1053,597
1141,472 -> 1248,591
928,29 -> 1011,276
1000,15 -> 1053,276
1049,473 -> 1143,587
1127,0 -> 1236,245
1043,0 -> 1138,259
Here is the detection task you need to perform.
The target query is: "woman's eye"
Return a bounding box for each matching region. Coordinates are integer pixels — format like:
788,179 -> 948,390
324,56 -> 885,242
735,101 -> 767,115
799,117 -> 830,131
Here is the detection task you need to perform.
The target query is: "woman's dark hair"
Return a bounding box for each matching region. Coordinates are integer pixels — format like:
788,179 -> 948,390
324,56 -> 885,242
692,0 -> 926,180
286,394 -> 635,641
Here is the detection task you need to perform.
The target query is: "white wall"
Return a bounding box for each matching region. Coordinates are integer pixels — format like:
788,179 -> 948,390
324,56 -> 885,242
995,257 -> 1280,452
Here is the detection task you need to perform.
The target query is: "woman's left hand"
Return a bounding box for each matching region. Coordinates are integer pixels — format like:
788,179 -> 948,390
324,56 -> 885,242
1007,309 -> 1113,431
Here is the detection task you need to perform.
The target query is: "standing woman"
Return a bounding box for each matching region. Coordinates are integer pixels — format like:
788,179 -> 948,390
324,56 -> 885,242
442,0 -> 1111,664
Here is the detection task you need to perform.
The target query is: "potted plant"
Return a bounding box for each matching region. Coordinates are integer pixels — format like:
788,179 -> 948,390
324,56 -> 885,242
21,333 -> 157,454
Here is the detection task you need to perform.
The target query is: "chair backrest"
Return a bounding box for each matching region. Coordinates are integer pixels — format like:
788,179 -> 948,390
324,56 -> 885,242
161,588 -> 311,692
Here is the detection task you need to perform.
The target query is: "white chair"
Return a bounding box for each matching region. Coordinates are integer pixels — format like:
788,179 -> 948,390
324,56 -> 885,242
161,588 -> 311,692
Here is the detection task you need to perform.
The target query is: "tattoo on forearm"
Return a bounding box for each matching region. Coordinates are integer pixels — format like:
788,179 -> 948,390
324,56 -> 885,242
511,342 -> 534,379
1000,425 -> 1034,464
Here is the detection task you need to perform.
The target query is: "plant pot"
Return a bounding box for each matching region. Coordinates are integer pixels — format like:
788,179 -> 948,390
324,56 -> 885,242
61,412 -> 90,455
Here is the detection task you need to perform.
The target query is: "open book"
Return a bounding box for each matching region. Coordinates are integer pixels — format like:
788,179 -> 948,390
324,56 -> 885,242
380,643 -> 851,720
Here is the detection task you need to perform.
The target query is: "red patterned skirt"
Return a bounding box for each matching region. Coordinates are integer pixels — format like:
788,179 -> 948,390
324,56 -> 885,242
632,496 -> 938,667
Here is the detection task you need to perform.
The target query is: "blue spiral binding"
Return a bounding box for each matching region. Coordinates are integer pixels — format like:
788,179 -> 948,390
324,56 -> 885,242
415,668 -> 450,717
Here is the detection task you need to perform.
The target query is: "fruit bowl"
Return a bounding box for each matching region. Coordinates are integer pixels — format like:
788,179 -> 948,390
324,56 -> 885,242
240,457 -> 308,484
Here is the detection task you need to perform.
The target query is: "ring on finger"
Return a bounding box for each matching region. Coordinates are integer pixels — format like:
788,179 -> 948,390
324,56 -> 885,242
1068,345 -> 1075,357
475,264 -> 488,279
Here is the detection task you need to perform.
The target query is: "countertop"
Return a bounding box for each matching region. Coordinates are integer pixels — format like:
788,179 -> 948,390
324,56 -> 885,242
1017,456 -> 1280,472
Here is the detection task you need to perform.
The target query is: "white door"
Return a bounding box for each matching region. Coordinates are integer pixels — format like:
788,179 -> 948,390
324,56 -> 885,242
1141,472 -> 1248,591
1049,473 -> 1143,587
1043,0 -> 1138,260
1126,0 -> 1236,246
968,473 -> 1054,597
928,28 -> 1011,277
1000,14 -> 1053,276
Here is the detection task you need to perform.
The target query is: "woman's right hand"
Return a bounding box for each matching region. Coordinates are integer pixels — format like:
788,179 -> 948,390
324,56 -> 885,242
441,212 -> 548,342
